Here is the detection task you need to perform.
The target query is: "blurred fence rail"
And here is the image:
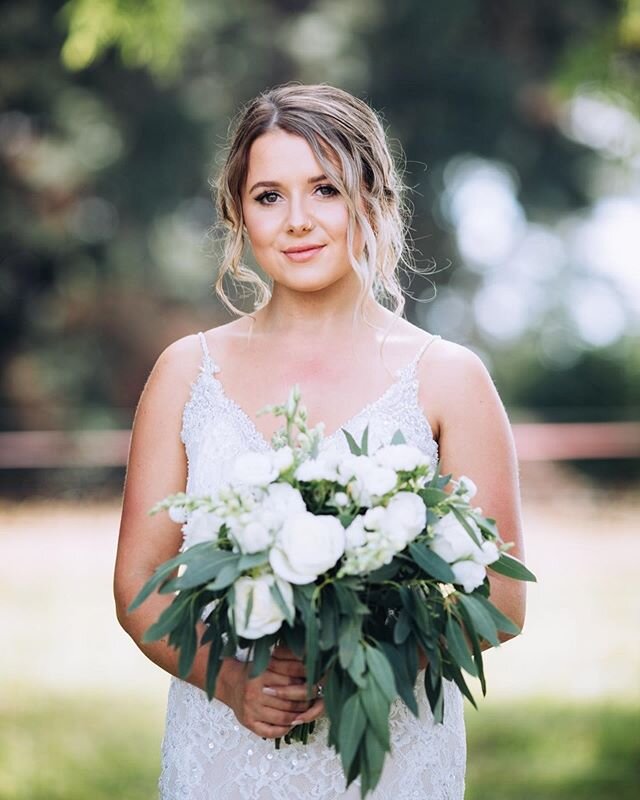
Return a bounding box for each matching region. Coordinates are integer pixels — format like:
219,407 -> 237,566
0,423 -> 639,468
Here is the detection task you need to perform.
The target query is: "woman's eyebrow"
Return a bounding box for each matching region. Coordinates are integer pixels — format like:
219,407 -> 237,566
248,174 -> 327,193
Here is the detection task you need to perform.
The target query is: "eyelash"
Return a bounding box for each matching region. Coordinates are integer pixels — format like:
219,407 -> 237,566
254,184 -> 338,205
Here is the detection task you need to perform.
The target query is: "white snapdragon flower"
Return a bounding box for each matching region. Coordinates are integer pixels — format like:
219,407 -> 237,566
295,452 -> 340,482
374,443 -> 431,472
270,511 -> 345,584
273,446 -> 295,474
456,475 -> 478,501
231,451 -> 279,487
232,574 -> 294,639
182,508 -> 223,549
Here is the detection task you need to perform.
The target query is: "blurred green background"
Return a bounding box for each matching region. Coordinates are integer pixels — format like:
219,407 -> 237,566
1,1 -> 639,798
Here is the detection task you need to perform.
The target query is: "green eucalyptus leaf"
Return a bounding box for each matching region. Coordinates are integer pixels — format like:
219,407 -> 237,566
390,428 -> 407,445
364,725 -> 386,792
338,692 -> 366,778
379,639 -> 418,716
341,428 -> 361,455
457,594 -> 500,647
474,593 -> 521,636
142,591 -> 192,642
365,645 -> 396,704
360,424 -> 369,456
270,581 -> 295,627
424,665 -> 444,723
408,542 -> 455,583
338,615 -> 361,669
347,643 -> 367,688
420,487 -> 449,506
445,614 -> 477,677
489,553 -> 537,582
361,675 -> 391,749
206,560 -> 242,591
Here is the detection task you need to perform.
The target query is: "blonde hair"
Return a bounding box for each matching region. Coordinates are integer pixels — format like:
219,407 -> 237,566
212,82 -> 416,321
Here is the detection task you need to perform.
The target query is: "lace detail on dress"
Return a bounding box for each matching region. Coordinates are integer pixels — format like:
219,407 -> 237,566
161,331 -> 465,799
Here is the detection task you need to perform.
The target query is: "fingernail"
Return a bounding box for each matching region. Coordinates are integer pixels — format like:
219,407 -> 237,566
291,718 -> 305,725
262,687 -> 277,696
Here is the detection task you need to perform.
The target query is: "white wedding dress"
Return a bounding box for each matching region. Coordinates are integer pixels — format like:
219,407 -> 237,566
159,332 -> 466,799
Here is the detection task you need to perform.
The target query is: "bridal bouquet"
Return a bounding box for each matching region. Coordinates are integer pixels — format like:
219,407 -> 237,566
130,386 -> 535,797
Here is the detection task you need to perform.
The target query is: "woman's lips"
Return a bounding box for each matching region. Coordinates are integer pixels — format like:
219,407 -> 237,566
283,245 -> 326,262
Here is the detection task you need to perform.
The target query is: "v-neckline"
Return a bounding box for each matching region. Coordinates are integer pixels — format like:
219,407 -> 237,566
206,364 -> 416,452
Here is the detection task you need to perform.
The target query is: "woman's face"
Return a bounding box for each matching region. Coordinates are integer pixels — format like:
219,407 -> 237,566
241,129 -> 362,294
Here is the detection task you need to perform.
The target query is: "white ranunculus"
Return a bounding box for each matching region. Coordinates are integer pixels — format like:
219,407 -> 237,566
456,475 -> 478,501
374,443 -> 431,472
273,446 -> 294,474
295,453 -> 340,482
270,511 -> 346,584
182,508 -> 223,549
231,452 -> 279,487
345,458 -> 397,506
451,559 -> 487,593
232,573 -> 294,639
384,492 -> 427,546
430,512 -> 483,564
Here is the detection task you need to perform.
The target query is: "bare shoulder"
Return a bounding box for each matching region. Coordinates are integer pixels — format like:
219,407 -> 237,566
416,336 -> 500,439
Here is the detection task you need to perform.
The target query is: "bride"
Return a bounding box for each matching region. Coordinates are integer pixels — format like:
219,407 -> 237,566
114,83 -> 526,799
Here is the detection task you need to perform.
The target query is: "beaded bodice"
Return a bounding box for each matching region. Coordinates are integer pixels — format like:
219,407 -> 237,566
158,330 -> 466,800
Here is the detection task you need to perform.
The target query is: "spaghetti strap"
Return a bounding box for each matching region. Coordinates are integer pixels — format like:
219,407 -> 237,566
415,333 -> 441,365
197,331 -> 220,375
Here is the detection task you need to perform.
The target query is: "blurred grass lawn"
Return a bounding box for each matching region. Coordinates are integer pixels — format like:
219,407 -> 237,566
2,490 -> 639,799
1,693 -> 637,800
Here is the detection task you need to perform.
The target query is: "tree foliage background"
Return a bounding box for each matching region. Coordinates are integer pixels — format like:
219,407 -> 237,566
2,0 -> 639,489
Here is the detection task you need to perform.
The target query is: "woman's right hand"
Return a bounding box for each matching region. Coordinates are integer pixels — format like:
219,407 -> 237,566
218,656 -> 322,739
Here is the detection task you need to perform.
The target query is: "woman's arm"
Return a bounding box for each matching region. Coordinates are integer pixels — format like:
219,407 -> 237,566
113,334 -> 322,737
420,341 -> 527,644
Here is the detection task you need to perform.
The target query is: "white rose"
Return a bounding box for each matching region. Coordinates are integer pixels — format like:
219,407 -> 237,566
273,446 -> 294,474
230,519 -> 272,554
270,511 -> 346,584
451,560 -> 487,593
182,508 -> 223,549
232,574 -> 294,639
374,443 -> 430,472
362,465 -> 398,498
262,483 -> 306,523
384,492 -> 427,546
478,539 -> 500,566
231,452 -> 279,487
337,454 -> 371,484
430,512 -> 483,564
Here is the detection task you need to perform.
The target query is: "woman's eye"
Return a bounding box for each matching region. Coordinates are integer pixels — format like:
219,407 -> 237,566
317,184 -> 338,197
255,191 -> 280,204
